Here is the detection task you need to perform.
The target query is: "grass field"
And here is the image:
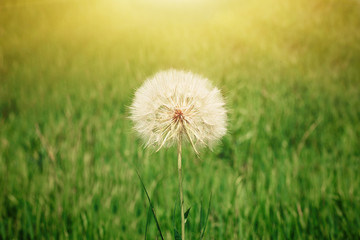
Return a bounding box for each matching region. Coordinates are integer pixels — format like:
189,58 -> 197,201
1,0 -> 360,239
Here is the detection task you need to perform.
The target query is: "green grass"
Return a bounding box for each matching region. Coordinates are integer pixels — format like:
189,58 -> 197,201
1,0 -> 360,239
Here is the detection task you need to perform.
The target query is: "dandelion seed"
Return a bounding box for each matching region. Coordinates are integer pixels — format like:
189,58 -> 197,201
130,69 -> 227,240
130,69 -> 227,153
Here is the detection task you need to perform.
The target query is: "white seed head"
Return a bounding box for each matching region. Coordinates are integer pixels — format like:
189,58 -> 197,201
130,69 -> 227,152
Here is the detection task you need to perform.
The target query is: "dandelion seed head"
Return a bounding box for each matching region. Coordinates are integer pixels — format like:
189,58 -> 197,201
130,69 -> 227,152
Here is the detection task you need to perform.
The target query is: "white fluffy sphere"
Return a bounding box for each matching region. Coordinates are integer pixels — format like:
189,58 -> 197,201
130,69 -> 227,152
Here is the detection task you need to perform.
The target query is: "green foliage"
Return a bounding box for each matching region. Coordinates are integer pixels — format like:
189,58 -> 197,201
136,169 -> 164,240
0,0 -> 360,239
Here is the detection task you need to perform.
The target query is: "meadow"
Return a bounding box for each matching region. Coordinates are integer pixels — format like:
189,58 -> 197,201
0,0 -> 360,239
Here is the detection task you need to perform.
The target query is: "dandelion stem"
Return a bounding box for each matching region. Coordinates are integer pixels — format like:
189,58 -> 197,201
177,136 -> 185,240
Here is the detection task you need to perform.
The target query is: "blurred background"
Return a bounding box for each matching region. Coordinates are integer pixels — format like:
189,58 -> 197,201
0,0 -> 359,239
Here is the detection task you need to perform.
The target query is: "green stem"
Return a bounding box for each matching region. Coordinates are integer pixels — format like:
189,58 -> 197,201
178,138 -> 185,240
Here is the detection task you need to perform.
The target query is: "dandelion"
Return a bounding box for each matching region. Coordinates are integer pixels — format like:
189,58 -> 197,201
130,69 -> 227,240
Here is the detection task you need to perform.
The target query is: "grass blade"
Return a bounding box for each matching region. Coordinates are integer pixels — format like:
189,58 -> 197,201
144,206 -> 152,240
198,198 -> 205,234
184,207 -> 191,223
173,200 -> 179,240
136,169 -> 165,240
174,228 -> 181,240
200,193 -> 212,240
